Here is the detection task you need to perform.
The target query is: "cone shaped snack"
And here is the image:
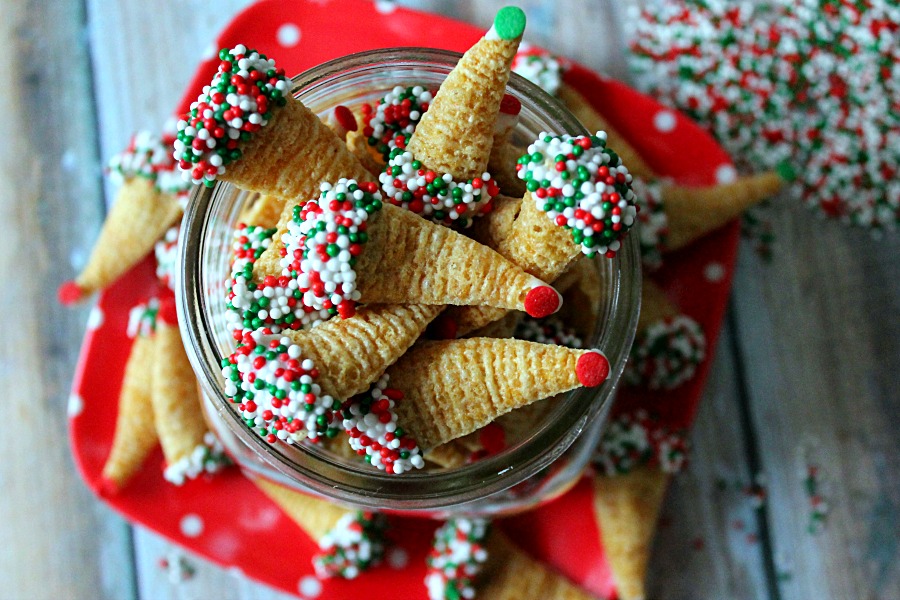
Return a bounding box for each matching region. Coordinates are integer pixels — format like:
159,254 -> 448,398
152,301 -> 228,485
477,531 -> 598,599
445,132 -> 638,335
404,7 -> 525,181
222,305 -> 441,473
250,180 -> 561,319
592,467 -> 669,600
174,44 -> 373,278
624,280 -> 706,390
175,44 -> 371,196
591,410 -> 690,599
59,130 -> 186,305
635,171 -> 783,256
238,193 -> 284,229
100,300 -> 161,493
253,477 -> 388,579
385,338 -> 610,450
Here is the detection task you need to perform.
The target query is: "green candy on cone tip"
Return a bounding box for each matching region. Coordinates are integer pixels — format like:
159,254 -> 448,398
494,6 -> 526,40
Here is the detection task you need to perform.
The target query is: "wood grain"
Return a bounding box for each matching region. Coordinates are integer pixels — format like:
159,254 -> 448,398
731,209 -> 900,599
0,1 -> 136,599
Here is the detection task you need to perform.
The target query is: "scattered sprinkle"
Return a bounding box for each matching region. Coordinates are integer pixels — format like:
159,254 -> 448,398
594,410 -> 690,476
624,314 -> 706,390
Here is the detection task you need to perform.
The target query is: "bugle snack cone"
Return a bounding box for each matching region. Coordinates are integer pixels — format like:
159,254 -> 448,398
152,300 -> 227,484
478,531 -> 598,599
592,467 -> 669,600
404,7 -> 526,181
660,171 -> 783,251
387,338 -> 610,450
251,181 -> 562,318
100,300 -> 161,493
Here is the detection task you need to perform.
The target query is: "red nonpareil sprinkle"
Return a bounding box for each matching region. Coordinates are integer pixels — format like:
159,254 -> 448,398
524,285 -> 562,318
500,93 -> 522,115
576,351 -> 610,387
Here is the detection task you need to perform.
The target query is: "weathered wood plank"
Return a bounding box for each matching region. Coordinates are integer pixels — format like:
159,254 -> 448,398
0,0 -> 136,598
730,205 -> 900,600
85,2 -> 258,599
646,323 -> 770,600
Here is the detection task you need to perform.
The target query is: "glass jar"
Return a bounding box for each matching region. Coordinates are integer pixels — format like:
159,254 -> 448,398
177,48 -> 641,517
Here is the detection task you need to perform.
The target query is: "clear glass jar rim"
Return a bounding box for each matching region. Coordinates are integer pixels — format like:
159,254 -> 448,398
177,47 -> 642,511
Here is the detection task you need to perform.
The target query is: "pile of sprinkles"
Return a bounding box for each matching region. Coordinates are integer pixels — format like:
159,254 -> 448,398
511,42 -> 565,97
174,44 -> 289,187
162,432 -> 230,486
424,517 -> 491,600
628,0 -> 900,233
280,179 -> 382,322
313,511 -> 388,579
624,314 -> 707,390
594,410 -> 690,476
225,223 -> 315,337
517,132 -> 637,258
514,315 -> 583,349
127,298 -> 160,338
630,177 -> 670,271
379,149 -> 499,228
340,375 -> 425,475
361,85 -> 433,161
110,130 -> 192,205
221,332 -> 342,445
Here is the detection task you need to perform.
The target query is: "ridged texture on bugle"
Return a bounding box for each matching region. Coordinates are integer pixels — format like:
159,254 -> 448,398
238,193 -> 284,229
344,129 -> 385,177
405,36 -> 522,180
151,322 -> 207,466
469,194 -> 522,248
557,84 -> 656,180
480,532 -> 599,599
353,204 -> 547,311
76,178 -> 182,296
592,467 -> 669,600
253,477 -> 346,540
447,192 -> 579,335
234,98 -> 374,276
101,334 -> 159,490
283,303 -> 443,399
662,171 -> 783,251
389,338 -> 589,450
222,97 -> 372,200
638,279 -> 678,331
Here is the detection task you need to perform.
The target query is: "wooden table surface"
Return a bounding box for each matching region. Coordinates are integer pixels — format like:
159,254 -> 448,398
2,1 -> 898,599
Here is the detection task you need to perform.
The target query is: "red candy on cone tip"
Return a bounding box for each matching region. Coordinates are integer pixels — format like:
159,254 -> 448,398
524,285 -> 562,318
58,281 -> 84,305
576,350 -> 610,387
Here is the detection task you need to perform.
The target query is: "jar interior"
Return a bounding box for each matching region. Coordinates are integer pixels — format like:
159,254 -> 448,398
179,48 -> 641,512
